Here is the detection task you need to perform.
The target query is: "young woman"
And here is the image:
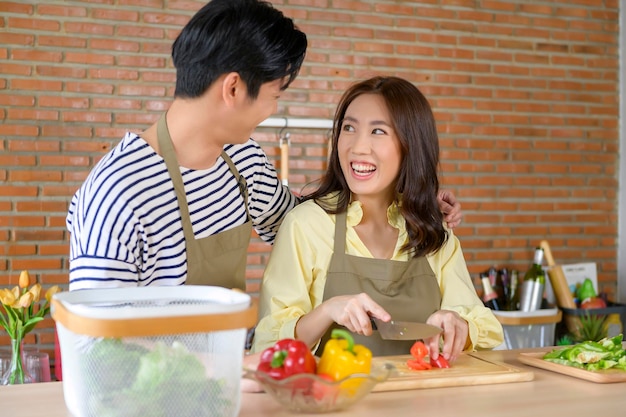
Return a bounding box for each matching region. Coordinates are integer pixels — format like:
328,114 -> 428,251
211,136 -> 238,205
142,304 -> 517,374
251,76 -> 502,362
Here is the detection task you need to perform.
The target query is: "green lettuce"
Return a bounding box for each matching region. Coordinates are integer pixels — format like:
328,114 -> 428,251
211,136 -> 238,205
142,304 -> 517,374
543,334 -> 626,371
82,339 -> 231,417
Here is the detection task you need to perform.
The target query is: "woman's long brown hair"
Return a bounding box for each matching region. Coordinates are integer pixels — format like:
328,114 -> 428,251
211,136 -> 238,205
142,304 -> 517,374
302,76 -> 447,257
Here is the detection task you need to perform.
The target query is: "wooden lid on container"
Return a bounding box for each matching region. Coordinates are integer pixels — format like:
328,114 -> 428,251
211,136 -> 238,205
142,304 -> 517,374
52,297 -> 258,337
50,286 -> 258,337
494,309 -> 562,326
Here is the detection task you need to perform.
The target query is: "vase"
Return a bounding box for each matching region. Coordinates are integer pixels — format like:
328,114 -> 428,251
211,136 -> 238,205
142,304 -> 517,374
0,336 -> 34,385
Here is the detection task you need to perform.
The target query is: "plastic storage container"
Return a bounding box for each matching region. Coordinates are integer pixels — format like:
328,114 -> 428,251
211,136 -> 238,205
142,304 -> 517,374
51,286 -> 257,417
493,308 -> 562,349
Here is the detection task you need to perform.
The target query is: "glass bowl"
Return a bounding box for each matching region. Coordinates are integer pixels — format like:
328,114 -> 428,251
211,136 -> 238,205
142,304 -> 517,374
243,362 -> 395,413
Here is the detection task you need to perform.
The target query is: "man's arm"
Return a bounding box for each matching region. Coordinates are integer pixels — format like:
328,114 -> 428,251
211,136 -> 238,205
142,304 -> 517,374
438,189 -> 462,229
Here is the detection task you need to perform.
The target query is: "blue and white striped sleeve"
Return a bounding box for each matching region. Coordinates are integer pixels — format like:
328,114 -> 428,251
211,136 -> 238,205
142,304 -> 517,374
230,140 -> 299,244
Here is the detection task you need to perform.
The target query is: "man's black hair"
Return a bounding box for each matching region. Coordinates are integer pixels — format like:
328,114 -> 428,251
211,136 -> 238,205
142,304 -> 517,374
172,0 -> 307,99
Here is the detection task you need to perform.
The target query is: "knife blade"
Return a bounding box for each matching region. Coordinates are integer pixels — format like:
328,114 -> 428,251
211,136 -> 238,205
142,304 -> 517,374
371,317 -> 442,341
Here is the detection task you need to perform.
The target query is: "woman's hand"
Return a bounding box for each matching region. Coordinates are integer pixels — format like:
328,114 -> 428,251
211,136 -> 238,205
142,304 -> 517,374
437,189 -> 462,229
295,293 -> 390,349
323,293 -> 391,336
425,309 -> 469,363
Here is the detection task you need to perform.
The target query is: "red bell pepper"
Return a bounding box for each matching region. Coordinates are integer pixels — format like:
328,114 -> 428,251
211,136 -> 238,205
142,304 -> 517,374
257,338 -> 317,380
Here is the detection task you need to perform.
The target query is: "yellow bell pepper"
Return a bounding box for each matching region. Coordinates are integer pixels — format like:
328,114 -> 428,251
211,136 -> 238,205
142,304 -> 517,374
317,329 -> 372,385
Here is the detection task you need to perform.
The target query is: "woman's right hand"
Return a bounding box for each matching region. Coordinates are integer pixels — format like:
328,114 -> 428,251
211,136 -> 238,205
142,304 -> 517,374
323,293 -> 391,336
295,292 -> 390,349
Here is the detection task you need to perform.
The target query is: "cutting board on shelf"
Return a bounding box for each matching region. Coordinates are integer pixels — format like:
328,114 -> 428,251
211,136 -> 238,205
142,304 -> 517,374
371,352 -> 534,392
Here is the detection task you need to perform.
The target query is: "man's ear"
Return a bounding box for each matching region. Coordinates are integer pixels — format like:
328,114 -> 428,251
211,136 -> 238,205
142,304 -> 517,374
221,72 -> 243,108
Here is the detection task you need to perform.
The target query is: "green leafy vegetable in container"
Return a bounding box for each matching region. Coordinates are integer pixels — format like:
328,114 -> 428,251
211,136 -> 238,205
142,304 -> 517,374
542,334 -> 626,372
82,339 -> 231,417
82,338 -> 148,393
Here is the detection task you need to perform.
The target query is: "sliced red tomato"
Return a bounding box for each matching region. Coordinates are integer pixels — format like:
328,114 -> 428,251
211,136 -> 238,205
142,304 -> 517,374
406,358 -> 431,370
430,355 -> 450,369
408,340 -> 451,371
408,341 -> 431,371
409,341 -> 428,360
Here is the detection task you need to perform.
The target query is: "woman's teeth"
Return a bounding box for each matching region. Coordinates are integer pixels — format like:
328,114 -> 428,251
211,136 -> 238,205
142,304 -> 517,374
351,163 -> 376,174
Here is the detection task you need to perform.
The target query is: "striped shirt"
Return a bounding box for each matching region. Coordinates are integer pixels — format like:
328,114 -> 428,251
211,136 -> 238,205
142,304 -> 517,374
67,132 -> 297,290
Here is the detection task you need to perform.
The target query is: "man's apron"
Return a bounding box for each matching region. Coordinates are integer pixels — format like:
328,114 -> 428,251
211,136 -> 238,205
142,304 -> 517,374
157,114 -> 252,290
319,210 -> 442,356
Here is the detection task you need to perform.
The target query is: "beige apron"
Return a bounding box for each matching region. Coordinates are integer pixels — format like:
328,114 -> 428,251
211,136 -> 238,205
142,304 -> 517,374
319,210 -> 442,356
157,114 -> 252,290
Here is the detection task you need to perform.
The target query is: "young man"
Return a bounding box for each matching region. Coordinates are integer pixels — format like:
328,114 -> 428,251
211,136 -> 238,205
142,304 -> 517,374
67,0 -> 461,292
67,0 -> 307,291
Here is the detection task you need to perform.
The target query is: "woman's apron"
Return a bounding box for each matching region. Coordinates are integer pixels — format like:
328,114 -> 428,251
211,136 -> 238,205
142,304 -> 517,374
319,210 -> 442,356
157,114 -> 252,291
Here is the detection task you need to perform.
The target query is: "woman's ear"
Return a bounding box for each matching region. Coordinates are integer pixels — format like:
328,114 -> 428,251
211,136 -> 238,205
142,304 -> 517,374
221,72 -> 243,108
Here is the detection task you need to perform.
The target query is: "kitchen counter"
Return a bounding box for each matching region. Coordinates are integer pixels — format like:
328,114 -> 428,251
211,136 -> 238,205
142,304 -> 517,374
1,348 -> 624,417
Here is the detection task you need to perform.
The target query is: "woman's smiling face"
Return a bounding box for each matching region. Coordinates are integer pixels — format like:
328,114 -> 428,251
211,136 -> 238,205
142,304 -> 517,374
337,93 -> 402,205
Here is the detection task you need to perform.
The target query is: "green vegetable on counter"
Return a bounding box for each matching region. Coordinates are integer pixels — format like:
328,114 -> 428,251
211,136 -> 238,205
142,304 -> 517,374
542,334 -> 626,372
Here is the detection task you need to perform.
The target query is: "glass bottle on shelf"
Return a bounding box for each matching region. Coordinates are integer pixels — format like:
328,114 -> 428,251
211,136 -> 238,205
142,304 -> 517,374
506,269 -> 520,311
491,267 -> 505,307
481,274 -> 501,311
519,247 -> 546,311
498,268 -> 509,309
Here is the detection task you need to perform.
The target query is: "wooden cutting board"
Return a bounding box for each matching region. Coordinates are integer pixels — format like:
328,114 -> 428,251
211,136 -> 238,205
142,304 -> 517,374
518,351 -> 626,383
371,352 -> 534,392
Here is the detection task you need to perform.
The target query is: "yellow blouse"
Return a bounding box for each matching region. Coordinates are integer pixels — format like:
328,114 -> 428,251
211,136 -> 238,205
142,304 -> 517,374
251,197 -> 503,353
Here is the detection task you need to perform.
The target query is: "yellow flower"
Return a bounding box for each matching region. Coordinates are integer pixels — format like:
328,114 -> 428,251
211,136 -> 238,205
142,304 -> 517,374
45,285 -> 61,302
10,286 -> 20,305
18,270 -> 31,289
28,283 -> 42,303
1,273 -> 63,382
17,292 -> 33,308
0,288 -> 16,306
1,270 -> 63,384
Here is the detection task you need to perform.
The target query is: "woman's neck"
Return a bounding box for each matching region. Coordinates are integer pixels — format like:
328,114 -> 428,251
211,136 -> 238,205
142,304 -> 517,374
353,197 -> 399,259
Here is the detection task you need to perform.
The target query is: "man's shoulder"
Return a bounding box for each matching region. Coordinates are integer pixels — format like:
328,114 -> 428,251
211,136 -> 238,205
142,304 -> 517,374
94,133 -> 156,170
223,138 -> 266,163
78,133 -> 166,197
94,132 -> 162,171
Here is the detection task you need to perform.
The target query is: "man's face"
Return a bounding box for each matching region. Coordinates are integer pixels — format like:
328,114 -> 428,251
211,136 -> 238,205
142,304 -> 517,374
234,79 -> 283,143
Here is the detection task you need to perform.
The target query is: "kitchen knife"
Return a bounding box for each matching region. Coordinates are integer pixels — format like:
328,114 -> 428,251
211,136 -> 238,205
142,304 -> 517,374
371,317 -> 442,341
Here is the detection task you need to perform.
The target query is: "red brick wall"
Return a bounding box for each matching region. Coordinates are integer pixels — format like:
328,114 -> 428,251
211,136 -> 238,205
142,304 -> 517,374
0,0 -> 620,358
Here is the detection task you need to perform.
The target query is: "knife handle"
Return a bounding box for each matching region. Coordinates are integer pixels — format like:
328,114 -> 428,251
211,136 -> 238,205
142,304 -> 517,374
370,318 -> 378,330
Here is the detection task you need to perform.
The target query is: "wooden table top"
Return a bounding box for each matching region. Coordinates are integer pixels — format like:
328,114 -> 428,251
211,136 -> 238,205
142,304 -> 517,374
1,347 -> 624,417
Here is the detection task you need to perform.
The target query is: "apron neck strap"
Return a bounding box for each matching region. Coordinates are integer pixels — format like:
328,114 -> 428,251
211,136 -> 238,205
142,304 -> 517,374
221,151 -> 250,219
334,210 -> 347,254
157,113 -> 196,247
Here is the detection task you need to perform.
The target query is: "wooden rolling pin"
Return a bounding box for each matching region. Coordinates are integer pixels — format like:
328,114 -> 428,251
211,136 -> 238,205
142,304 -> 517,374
539,240 -> 577,309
